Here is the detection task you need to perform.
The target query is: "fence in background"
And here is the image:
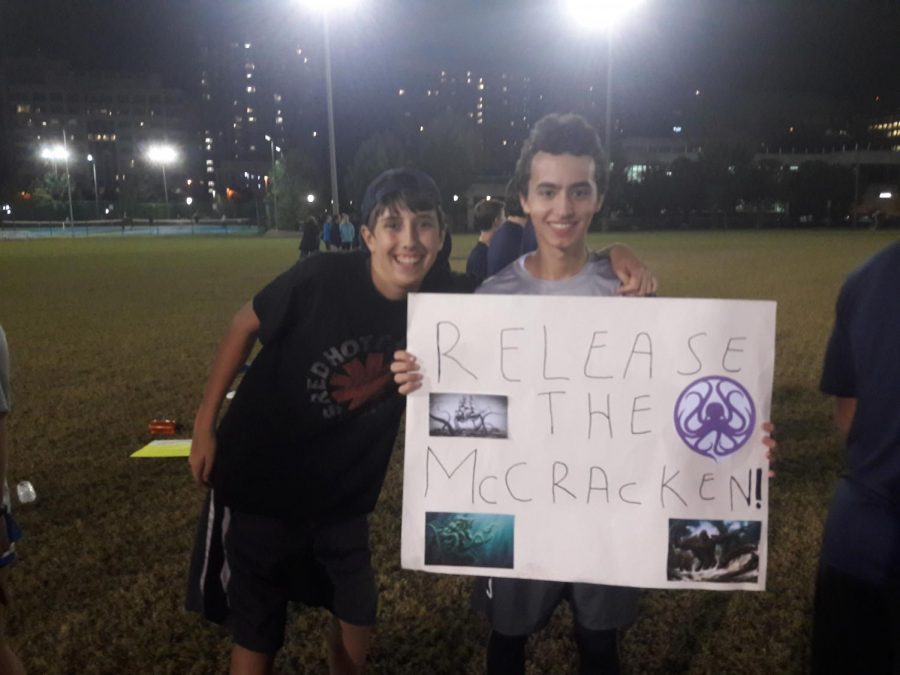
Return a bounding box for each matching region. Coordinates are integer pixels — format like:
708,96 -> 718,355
0,219 -> 263,240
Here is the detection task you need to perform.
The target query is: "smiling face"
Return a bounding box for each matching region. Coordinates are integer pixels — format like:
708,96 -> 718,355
360,201 -> 445,300
520,151 -> 604,260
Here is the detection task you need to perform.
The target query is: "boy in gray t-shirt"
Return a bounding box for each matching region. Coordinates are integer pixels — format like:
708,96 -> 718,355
472,114 -> 637,674
396,113 -> 638,673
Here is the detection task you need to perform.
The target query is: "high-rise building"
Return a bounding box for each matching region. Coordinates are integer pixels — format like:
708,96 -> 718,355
0,57 -> 192,201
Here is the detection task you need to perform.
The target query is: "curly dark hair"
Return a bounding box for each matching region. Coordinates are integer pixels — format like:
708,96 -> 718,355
513,113 -> 607,197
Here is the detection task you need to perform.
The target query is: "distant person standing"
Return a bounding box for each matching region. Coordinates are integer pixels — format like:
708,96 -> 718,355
466,198 -> 505,282
299,217 -> 320,259
321,215 -> 335,251
812,241 -> 900,674
339,214 -> 355,251
0,327 -> 25,675
329,214 -> 343,251
486,180 -> 530,278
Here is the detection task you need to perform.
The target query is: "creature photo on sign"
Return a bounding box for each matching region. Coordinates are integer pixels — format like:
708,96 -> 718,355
673,376 -> 756,460
424,512 -> 515,568
429,393 -> 509,438
667,519 -> 761,583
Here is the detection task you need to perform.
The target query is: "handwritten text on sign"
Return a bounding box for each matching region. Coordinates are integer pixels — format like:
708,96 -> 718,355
401,294 -> 776,591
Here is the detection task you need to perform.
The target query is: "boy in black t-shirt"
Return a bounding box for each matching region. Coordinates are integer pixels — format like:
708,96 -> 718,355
187,168 -> 470,675
186,166 -> 657,674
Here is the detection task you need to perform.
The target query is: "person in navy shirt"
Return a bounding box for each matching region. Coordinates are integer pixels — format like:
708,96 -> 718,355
813,241 -> 900,674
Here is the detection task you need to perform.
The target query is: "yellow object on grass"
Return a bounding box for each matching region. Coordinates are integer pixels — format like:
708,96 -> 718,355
131,439 -> 191,458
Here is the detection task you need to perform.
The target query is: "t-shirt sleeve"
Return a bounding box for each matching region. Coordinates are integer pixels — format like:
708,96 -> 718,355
0,328 -> 10,414
252,262 -> 312,346
820,278 -> 856,397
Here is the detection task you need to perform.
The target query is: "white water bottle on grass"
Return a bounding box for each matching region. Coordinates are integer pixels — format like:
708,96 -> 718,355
15,481 -> 36,505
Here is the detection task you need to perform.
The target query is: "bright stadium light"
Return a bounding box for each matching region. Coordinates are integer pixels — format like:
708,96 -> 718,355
40,132 -> 75,225
146,144 -> 178,217
562,0 -> 645,195
146,144 -> 177,165
297,0 -> 362,217
297,0 -> 360,11
40,144 -> 68,161
563,0 -> 644,31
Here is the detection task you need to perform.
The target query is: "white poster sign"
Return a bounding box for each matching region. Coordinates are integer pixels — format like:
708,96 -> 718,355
401,294 -> 776,591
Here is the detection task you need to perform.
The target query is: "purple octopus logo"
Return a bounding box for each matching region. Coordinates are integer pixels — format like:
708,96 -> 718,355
673,376 -> 756,460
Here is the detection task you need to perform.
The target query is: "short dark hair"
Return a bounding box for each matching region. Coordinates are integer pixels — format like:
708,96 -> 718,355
513,113 -> 607,196
503,178 -> 525,218
473,198 -> 504,232
361,168 -> 446,231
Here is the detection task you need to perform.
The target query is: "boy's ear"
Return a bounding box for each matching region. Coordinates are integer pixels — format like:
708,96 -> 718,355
359,224 -> 375,252
594,193 -> 606,214
519,193 -> 530,216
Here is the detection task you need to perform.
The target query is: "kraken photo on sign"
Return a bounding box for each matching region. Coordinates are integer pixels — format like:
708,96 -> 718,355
424,512 -> 514,568
428,393 -> 509,438
667,519 -> 761,583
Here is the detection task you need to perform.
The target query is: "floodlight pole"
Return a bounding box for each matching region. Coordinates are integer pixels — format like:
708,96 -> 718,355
604,34 -> 614,185
62,129 -> 75,227
161,163 -> 170,219
323,12 -> 340,218
89,155 -> 100,219
268,138 -> 278,229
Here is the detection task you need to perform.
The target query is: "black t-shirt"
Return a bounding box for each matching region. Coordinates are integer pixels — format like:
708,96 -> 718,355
213,251 -> 475,520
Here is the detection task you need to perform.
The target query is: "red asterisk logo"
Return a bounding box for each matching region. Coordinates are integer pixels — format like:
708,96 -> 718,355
329,353 -> 394,410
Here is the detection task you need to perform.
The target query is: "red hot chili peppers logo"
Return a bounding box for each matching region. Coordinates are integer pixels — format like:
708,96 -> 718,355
307,334 -> 401,419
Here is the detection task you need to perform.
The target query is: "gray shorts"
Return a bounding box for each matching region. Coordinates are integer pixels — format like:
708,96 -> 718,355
472,577 -> 639,635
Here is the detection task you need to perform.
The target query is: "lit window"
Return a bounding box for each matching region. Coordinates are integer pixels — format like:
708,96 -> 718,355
246,73 -> 252,79
303,57 -> 309,64
275,116 -> 283,125
274,94 -> 282,103
398,89 -> 405,96
15,104 -> 31,114
478,83 -> 485,90
206,159 -> 214,166
207,167 -> 215,174
244,43 -> 251,49
312,131 -> 318,137
248,116 -> 256,123
297,48 -> 303,55
246,86 -> 256,94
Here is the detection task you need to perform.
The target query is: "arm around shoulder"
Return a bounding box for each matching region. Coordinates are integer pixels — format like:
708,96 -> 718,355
593,243 -> 658,296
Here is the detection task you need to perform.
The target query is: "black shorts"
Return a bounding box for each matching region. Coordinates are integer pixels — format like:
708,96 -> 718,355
224,510 -> 377,654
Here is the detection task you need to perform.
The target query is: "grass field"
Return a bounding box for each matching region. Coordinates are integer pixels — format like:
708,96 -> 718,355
0,230 -> 896,674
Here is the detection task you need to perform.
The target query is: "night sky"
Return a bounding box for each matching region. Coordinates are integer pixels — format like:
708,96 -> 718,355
2,0 -> 898,129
